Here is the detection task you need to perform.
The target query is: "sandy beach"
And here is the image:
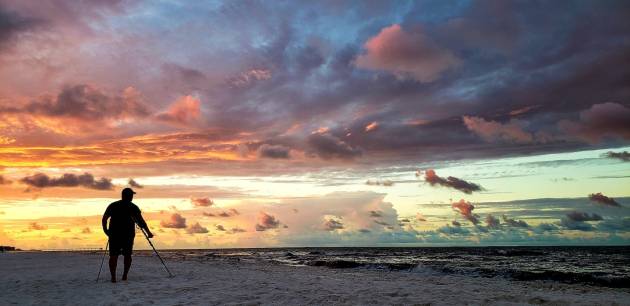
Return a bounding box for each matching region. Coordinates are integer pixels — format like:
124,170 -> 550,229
1,252 -> 629,306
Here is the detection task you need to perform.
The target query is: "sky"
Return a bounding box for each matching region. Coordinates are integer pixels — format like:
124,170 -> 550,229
0,0 -> 629,250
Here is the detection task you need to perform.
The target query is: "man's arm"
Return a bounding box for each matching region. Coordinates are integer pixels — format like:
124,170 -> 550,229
133,206 -> 154,238
102,213 -> 110,236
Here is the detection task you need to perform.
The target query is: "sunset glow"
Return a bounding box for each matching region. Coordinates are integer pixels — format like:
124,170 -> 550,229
1,0 -> 629,250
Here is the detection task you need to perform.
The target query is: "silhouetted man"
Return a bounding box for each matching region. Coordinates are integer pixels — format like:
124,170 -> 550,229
102,188 -> 153,283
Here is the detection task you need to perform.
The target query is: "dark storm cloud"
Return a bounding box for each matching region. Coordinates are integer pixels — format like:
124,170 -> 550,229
128,178 -> 143,188
424,170 -> 482,194
306,133 -> 362,160
0,4 -> 40,50
20,172 -> 113,190
588,193 -> 621,207
161,213 -> 187,229
566,211 -> 603,222
604,151 -> 630,162
2,84 -> 149,120
255,212 -> 280,231
3,0 -> 630,173
560,218 -> 594,232
258,144 -> 290,159
559,103 -> 630,143
501,215 -> 529,228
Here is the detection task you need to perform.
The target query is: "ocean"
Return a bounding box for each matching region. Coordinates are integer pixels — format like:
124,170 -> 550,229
145,246 -> 630,288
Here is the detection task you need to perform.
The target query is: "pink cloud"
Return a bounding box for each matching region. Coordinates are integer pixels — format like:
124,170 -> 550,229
157,95 -> 201,124
355,24 -> 459,82
191,197 -> 213,207
255,212 -> 280,231
451,199 -> 479,225
462,116 -> 535,143
160,213 -> 187,229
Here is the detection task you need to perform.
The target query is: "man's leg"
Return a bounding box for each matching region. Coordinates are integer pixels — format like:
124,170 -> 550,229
108,255 -> 118,283
122,255 -> 132,280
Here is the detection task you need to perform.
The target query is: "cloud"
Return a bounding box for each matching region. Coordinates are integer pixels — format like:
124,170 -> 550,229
604,151 -> 630,162
81,227 -> 91,234
156,95 -> 201,124
228,68 -> 272,87
191,197 -> 213,207
20,172 -> 113,190
306,133 -> 362,160
128,178 -> 143,188
323,218 -> 344,231
365,179 -> 393,186
588,192 -> 621,207
229,227 -> 246,234
0,6 -> 40,50
451,220 -> 461,227
29,222 -> 47,231
0,175 -> 11,185
565,211 -> 603,222
451,199 -> 479,225
424,169 -> 482,194
559,103 -> 630,143
258,144 -> 290,159
369,210 -> 382,218
373,220 -> 390,226
533,223 -> 559,233
437,224 -> 469,235
501,215 -> 529,228
215,224 -> 226,231
364,121 -> 379,132
218,208 -> 239,217
4,85 -> 149,121
560,218 -> 594,231
160,213 -> 187,229
186,222 -> 208,234
255,212 -> 281,231
462,116 -> 535,144
415,213 -> 426,222
485,214 -> 500,229
355,24 -> 459,82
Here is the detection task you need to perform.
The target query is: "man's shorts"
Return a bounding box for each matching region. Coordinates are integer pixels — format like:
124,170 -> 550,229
109,236 -> 134,256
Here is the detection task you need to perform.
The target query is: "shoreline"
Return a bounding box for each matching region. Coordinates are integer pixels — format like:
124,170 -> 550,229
2,252 -> 629,305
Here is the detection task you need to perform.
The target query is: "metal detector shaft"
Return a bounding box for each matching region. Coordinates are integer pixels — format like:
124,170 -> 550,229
138,224 -> 174,277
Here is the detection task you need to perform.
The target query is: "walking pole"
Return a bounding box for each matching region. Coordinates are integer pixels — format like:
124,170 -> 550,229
96,240 -> 109,282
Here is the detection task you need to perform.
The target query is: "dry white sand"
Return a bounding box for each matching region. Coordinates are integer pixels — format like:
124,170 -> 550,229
1,252 -> 629,305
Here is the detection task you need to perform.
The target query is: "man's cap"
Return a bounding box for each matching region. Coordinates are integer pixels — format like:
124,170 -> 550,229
122,187 -> 136,195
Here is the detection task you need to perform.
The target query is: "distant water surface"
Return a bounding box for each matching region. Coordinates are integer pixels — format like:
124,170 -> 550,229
146,246 -> 630,288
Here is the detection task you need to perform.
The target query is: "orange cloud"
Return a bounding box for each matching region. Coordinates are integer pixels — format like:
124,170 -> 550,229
364,121 -> 379,132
